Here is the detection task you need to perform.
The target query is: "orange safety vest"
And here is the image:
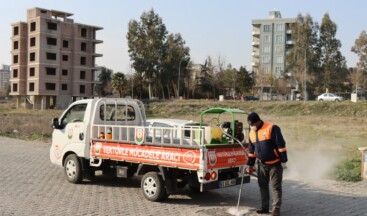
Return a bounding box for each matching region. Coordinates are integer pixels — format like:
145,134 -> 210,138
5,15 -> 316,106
248,122 -> 284,165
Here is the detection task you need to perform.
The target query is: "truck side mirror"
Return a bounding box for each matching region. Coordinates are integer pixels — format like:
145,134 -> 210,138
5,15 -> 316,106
51,118 -> 61,129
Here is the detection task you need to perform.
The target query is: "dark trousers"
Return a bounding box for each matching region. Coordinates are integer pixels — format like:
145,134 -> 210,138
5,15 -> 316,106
257,162 -> 283,210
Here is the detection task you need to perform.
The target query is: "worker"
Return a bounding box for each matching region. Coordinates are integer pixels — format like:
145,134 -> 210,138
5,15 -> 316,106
245,112 -> 287,216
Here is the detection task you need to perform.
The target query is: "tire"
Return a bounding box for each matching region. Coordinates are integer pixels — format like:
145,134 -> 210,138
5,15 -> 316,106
335,99 -> 340,102
141,172 -> 167,202
319,99 -> 323,101
64,154 -> 83,183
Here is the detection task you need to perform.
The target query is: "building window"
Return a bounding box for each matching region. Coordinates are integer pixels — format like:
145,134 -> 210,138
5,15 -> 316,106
81,28 -> 87,37
30,37 -> 36,47
80,57 -> 86,65
275,45 -> 283,53
276,35 -> 283,42
30,53 -> 35,61
276,56 -> 283,64
62,69 -> 68,76
262,56 -> 271,63
45,83 -> 56,91
13,41 -> 19,50
47,37 -> 57,46
13,69 -> 18,78
29,83 -> 34,91
262,45 -> 270,53
47,22 -> 57,31
276,24 -> 283,32
263,25 -> 271,32
62,55 -> 68,61
46,52 -> 57,60
80,85 -> 85,94
12,83 -> 18,92
13,26 -> 19,36
63,40 -> 69,48
80,71 -> 86,79
30,68 -> 35,76
62,84 -> 67,91
275,66 -> 283,74
30,22 -> 36,31
81,42 -> 87,51
262,66 -> 271,73
46,67 -> 56,76
13,55 -> 18,64
263,35 -> 270,43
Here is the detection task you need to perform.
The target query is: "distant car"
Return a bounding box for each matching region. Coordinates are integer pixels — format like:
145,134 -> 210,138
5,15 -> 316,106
317,93 -> 344,102
243,95 -> 259,101
352,88 -> 365,96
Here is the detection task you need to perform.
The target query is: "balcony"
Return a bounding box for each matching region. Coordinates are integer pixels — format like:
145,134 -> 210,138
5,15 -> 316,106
252,30 -> 260,36
92,53 -> 103,57
92,39 -> 103,44
252,60 -> 259,67
252,52 -> 259,57
286,29 -> 292,34
252,40 -> 260,46
286,40 -> 294,45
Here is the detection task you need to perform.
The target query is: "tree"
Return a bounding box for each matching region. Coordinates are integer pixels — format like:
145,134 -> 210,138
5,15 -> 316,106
127,9 -> 168,99
236,66 -> 254,95
161,33 -> 190,98
351,30 -> 367,88
286,14 -> 319,99
318,13 -> 347,92
112,72 -> 126,98
96,67 -> 112,96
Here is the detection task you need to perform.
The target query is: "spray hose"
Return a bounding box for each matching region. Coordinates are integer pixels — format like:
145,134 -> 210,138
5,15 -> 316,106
219,124 -> 256,210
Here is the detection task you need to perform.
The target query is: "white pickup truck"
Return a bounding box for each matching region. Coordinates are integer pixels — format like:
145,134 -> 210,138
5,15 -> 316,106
50,98 -> 250,201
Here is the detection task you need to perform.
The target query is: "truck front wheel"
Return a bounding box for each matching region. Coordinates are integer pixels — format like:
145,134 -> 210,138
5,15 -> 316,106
141,172 -> 167,201
64,154 -> 83,183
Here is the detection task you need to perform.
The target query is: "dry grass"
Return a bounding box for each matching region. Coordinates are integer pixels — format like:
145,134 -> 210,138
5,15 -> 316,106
0,99 -> 62,142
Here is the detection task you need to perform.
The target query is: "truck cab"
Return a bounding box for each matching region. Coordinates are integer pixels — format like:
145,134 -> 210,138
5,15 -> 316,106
50,98 -> 146,166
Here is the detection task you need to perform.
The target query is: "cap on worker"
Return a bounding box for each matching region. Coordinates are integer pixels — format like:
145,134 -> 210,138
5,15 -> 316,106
247,112 -> 261,125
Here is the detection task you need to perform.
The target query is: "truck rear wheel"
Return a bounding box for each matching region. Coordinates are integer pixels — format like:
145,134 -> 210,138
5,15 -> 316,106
64,154 -> 83,183
141,172 -> 167,201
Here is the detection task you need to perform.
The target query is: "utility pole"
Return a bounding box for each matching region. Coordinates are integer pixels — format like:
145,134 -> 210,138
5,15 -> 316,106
131,65 -> 134,98
304,49 -> 307,101
178,56 -> 186,98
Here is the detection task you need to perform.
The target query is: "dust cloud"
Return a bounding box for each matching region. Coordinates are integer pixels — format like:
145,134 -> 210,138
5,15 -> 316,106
227,206 -> 250,216
284,140 -> 341,181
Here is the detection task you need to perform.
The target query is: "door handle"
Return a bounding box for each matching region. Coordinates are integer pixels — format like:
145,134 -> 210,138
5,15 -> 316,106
79,133 -> 84,141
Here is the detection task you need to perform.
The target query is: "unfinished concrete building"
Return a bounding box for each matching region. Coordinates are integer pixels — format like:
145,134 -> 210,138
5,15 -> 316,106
10,7 -> 103,109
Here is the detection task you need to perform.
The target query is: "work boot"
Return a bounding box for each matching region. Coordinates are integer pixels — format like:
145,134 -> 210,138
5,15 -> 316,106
256,209 -> 269,214
272,208 -> 280,216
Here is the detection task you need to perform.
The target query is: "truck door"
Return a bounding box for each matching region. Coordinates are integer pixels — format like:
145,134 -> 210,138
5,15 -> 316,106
50,103 -> 88,165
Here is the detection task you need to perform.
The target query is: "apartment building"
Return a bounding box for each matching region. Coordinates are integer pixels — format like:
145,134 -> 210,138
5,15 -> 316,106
251,11 -> 296,97
10,7 -> 103,109
0,64 -> 10,97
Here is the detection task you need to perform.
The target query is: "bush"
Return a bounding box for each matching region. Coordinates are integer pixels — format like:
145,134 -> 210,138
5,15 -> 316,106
332,159 -> 362,182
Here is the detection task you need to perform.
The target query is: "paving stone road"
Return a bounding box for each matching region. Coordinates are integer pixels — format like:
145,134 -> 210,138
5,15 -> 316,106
0,136 -> 366,216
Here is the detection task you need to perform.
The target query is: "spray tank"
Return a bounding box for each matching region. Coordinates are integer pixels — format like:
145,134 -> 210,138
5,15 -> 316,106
199,107 -> 254,214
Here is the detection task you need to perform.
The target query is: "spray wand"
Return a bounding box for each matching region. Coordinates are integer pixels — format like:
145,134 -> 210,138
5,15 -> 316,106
219,124 -> 257,211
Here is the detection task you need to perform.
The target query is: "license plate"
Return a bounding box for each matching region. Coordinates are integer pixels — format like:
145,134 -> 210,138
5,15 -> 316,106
218,178 -> 236,188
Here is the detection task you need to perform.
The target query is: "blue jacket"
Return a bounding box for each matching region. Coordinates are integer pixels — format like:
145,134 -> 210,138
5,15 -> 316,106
247,121 -> 287,166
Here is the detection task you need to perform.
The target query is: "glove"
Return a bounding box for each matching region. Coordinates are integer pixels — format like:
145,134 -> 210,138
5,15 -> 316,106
245,165 -> 254,174
281,162 -> 287,169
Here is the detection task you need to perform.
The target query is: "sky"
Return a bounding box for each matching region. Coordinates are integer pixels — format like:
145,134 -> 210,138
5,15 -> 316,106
1,0 -> 367,74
